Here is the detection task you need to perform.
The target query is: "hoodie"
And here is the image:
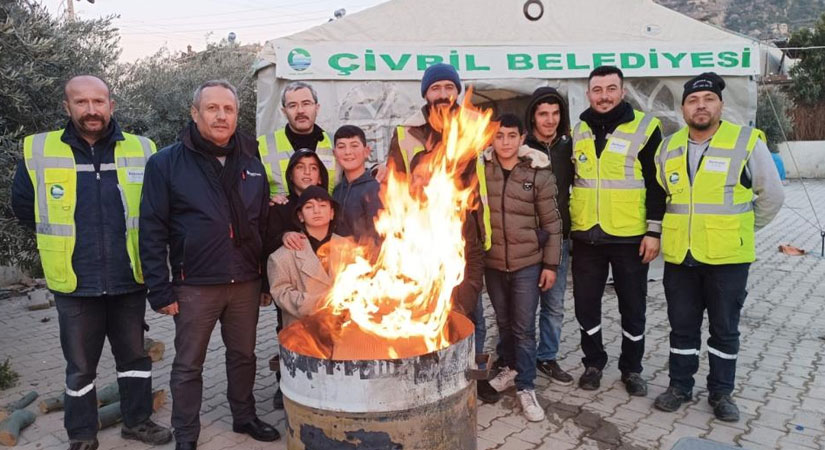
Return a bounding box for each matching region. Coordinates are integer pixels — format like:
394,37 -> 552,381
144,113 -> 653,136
524,87 -> 574,239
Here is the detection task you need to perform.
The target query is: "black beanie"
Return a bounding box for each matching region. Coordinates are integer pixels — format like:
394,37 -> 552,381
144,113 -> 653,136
682,72 -> 725,104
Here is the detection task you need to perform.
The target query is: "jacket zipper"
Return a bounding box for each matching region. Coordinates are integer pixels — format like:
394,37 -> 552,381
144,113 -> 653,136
500,164 -> 510,272
92,145 -> 109,295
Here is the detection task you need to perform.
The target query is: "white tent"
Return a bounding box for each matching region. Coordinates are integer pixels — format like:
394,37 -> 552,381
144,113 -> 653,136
254,0 -> 776,161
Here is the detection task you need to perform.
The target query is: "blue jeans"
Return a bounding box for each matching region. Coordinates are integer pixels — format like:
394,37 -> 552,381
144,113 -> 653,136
537,239 -> 569,361
485,264 -> 541,391
471,294 -> 486,367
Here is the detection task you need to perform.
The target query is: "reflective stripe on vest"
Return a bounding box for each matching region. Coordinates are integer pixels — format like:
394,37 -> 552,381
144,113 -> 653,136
256,128 -> 334,196
655,121 -> 762,265
23,130 -> 155,293
570,110 -> 660,236
396,125 -> 426,175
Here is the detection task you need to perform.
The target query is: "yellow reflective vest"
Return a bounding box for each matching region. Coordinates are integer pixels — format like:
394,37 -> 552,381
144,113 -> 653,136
570,110 -> 661,237
395,125 -> 493,251
655,121 -> 763,265
257,128 -> 334,196
22,130 -> 156,293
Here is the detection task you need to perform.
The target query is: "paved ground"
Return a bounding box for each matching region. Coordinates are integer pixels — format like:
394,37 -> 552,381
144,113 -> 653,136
1,180 -> 824,450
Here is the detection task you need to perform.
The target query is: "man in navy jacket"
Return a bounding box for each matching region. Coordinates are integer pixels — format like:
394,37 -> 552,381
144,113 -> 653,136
139,80 -> 278,449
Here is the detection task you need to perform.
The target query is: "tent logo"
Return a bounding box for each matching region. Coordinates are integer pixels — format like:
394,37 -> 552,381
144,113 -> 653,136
288,48 -> 312,71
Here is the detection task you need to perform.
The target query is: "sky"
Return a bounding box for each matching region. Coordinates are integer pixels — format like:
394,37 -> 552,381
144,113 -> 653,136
38,0 -> 388,61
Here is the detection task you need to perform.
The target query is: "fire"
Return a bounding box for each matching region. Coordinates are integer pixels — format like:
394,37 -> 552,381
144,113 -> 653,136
280,89 -> 497,360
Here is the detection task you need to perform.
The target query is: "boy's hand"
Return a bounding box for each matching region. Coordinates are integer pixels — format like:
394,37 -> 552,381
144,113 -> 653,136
283,231 -> 307,250
539,269 -> 556,291
374,164 -> 389,183
260,293 -> 272,307
158,301 -> 179,316
270,193 -> 288,206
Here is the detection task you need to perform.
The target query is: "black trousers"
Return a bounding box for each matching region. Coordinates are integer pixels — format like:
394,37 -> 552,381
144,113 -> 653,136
663,262 -> 749,395
572,241 -> 648,373
55,291 -> 153,441
170,280 -> 260,443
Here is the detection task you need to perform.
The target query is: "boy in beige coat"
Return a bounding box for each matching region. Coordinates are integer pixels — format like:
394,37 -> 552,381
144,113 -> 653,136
268,186 -> 343,327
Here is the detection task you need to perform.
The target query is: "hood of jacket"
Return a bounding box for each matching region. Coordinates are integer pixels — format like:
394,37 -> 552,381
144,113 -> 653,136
285,148 -> 331,198
524,87 -> 571,139
483,145 -> 551,169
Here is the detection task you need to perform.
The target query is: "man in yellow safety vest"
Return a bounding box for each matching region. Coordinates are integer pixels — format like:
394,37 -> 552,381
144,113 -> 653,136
570,66 -> 666,396
11,75 -> 171,450
653,72 -> 784,422
257,81 -> 335,195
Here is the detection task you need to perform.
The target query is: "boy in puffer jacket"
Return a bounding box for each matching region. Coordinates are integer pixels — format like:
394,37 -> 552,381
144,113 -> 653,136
483,114 -> 563,422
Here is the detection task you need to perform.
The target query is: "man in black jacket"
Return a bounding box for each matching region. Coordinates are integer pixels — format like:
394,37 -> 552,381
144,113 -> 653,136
523,87 -> 575,386
140,80 -> 279,449
12,75 -> 171,450
570,66 -> 665,396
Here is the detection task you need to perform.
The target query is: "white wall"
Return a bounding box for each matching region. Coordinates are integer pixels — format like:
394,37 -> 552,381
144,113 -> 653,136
777,141 -> 825,179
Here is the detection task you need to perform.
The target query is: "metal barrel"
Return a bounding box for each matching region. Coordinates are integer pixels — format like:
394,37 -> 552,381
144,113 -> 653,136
279,312 -> 478,450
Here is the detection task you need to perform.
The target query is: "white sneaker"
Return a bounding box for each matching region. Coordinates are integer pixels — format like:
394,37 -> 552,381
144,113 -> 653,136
488,367 -> 517,392
517,389 -> 546,422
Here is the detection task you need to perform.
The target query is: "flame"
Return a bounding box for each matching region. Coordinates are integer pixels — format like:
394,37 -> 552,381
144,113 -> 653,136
281,89 -> 497,360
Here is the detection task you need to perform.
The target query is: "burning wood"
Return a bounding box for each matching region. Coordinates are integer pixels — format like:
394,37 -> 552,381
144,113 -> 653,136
281,90 -> 497,360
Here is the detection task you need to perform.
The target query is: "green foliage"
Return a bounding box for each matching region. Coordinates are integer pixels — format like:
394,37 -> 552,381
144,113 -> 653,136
113,41 -> 258,148
0,358 -> 20,391
756,86 -> 794,152
788,13 -> 825,106
0,0 -> 120,273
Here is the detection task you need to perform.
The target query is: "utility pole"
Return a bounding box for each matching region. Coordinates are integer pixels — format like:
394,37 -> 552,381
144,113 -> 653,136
65,0 -> 75,21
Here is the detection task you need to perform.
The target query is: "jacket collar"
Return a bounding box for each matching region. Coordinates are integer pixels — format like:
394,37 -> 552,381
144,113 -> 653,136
61,118 -> 124,151
293,235 -> 337,285
482,144 -> 551,169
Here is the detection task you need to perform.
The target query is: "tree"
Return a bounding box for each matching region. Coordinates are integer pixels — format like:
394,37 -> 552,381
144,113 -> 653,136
113,41 -> 258,148
0,0 -> 120,272
756,86 -> 794,152
787,12 -> 825,106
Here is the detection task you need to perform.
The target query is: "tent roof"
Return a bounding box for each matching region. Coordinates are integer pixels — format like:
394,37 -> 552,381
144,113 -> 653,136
268,0 -> 752,46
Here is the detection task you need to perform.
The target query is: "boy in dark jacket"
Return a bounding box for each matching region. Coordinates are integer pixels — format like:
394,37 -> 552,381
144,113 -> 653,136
483,114 -> 563,422
524,87 -> 575,385
331,125 -> 382,243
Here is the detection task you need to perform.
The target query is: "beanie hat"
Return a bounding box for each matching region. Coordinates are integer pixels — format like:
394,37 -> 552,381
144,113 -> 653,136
682,72 -> 725,104
420,63 -> 462,98
292,185 -> 339,229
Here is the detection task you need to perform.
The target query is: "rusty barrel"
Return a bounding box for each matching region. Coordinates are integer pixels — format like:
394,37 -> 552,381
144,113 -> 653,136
279,312 -> 478,450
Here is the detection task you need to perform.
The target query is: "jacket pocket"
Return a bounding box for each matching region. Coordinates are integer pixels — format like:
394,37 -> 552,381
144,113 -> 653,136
705,217 -> 741,259
37,237 -> 69,283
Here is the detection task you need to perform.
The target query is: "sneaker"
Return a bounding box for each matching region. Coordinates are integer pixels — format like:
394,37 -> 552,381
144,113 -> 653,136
121,419 -> 172,445
537,360 -> 574,385
708,393 -> 740,422
654,386 -> 692,412
578,367 -> 602,390
620,372 -> 648,397
477,379 -> 501,404
68,440 -> 99,450
517,389 -> 546,422
489,367 -> 517,392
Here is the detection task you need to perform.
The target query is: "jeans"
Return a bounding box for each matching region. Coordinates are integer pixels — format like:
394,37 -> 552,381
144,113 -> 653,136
663,262 -> 749,395
170,280 -> 260,442
471,294 -> 486,366
572,241 -> 648,374
55,291 -> 152,440
537,239 -> 570,361
485,264 -> 541,391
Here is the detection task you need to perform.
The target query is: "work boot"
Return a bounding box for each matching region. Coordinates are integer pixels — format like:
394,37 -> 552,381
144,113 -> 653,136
477,379 -> 501,404
175,442 -> 197,450
578,367 -> 602,390
67,439 -> 98,450
121,419 -> 172,445
654,386 -> 692,412
708,393 -> 740,422
272,388 -> 284,410
620,372 -> 648,397
537,360 -> 574,386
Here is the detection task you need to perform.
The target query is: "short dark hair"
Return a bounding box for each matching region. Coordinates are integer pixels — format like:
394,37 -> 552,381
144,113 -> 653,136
496,113 -> 524,135
588,66 -> 624,83
334,125 -> 367,146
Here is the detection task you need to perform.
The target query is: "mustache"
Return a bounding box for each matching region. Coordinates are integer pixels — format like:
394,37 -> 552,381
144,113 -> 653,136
295,114 -> 310,121
80,114 -> 105,123
432,98 -> 452,108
